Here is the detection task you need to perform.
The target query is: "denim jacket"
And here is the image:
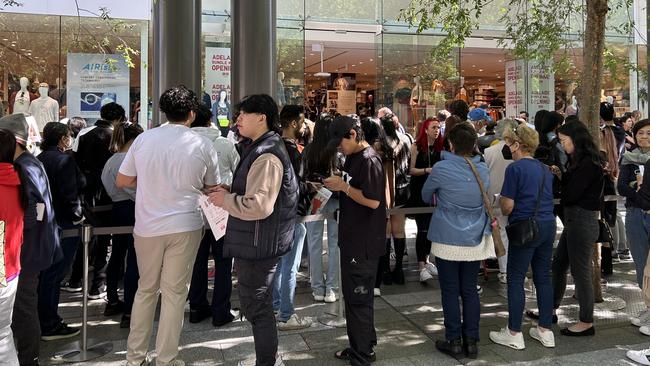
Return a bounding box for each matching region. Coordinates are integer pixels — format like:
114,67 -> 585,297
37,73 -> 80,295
422,151 -> 491,247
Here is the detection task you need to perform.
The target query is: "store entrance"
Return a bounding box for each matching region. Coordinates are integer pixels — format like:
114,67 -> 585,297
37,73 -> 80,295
300,27 -> 380,120
458,46 -> 509,121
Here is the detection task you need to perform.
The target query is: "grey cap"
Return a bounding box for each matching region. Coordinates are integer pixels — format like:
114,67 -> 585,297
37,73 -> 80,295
0,114 -> 29,145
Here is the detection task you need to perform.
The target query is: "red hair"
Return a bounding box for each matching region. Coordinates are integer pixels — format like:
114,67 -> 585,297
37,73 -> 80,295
415,117 -> 443,153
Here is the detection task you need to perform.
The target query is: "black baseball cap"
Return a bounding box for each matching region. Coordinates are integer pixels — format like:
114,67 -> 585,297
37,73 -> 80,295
327,115 -> 357,149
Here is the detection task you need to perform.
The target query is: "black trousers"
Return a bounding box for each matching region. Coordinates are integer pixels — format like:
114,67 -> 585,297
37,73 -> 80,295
235,257 -> 279,366
188,231 -> 233,322
341,254 -> 378,366
12,271 -> 40,366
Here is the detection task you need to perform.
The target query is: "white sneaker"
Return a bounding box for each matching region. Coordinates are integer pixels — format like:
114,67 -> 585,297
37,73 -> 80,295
627,349 -> 650,365
277,314 -> 312,331
425,262 -> 438,276
312,292 -> 324,302
489,328 -> 525,350
529,327 -> 555,348
497,272 -> 507,284
324,289 -> 338,303
477,285 -> 483,295
419,268 -> 434,282
640,325 -> 650,336
374,288 -> 381,297
632,308 -> 650,327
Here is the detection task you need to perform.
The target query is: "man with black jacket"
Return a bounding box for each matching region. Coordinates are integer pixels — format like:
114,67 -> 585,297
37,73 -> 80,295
0,114 -> 65,365
64,103 -> 126,298
208,94 -> 298,366
324,116 -> 386,366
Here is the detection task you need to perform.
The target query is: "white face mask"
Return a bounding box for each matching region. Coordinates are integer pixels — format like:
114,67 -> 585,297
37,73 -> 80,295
39,87 -> 48,97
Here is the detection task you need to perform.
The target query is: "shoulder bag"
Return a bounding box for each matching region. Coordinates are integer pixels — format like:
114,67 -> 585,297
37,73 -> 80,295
505,162 -> 546,247
464,157 -> 506,257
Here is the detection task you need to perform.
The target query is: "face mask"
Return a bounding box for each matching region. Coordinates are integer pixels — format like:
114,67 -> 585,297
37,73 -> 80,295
501,144 -> 513,160
39,87 -> 48,97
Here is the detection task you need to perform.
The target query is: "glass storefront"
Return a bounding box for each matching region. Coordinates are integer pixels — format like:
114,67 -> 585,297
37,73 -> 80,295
1,0 -> 645,128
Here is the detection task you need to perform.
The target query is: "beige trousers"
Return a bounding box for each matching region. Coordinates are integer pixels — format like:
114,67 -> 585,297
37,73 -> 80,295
126,229 -> 203,366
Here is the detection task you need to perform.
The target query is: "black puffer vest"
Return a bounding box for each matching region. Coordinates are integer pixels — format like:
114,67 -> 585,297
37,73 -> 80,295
223,131 -> 298,259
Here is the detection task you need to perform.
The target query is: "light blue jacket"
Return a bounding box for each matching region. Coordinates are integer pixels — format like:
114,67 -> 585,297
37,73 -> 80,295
422,151 -> 491,247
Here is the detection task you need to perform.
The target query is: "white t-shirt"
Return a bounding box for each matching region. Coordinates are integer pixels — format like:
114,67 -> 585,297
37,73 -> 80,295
119,123 -> 220,237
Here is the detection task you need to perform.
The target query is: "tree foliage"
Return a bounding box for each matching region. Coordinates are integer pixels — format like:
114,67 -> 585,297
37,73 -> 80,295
398,0 -> 639,139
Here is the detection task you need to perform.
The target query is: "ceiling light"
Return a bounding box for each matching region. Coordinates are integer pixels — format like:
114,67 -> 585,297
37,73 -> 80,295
369,58 -> 373,62
478,69 -> 483,72
498,60 -> 503,62
351,64 -> 356,67
378,55 -> 382,58
359,61 -> 363,64
309,53 -> 314,56
290,62 -> 295,65
472,65 -> 476,67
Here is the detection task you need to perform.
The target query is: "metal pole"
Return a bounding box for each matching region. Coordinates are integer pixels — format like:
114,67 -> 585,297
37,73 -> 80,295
318,233 -> 346,327
231,0 -> 277,103
52,225 -> 113,363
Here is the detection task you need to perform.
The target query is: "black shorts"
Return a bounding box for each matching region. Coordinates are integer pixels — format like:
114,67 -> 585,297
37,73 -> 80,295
394,186 -> 410,207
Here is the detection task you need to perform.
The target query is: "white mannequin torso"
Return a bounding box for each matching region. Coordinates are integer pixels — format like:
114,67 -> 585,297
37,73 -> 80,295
29,95 -> 59,131
13,88 -> 31,114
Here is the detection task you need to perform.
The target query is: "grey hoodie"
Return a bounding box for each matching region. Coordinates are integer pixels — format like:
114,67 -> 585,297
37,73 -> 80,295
192,126 -> 240,185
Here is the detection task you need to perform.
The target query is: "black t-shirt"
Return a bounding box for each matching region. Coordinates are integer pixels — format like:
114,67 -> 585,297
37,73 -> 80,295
338,146 -> 387,259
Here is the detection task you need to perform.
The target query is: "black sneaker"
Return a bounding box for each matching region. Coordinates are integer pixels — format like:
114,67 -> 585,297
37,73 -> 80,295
41,322 -> 80,341
435,339 -> 463,358
463,337 -> 478,359
104,300 -> 124,316
189,308 -> 212,324
61,281 -> 82,293
88,284 -> 106,300
391,269 -> 405,285
120,314 -> 131,329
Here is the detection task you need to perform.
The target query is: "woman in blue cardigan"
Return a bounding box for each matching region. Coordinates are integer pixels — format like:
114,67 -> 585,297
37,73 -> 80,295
422,123 -> 493,359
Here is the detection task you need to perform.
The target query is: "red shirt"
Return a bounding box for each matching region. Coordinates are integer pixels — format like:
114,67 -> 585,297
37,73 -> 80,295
0,163 -> 24,282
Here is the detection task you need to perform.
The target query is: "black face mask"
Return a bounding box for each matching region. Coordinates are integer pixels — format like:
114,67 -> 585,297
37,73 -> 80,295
501,144 -> 513,160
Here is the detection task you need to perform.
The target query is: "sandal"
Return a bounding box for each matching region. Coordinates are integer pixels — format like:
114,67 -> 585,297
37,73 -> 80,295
334,348 -> 376,362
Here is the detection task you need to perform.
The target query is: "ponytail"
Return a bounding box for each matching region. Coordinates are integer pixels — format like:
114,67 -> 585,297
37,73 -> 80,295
110,122 -> 144,152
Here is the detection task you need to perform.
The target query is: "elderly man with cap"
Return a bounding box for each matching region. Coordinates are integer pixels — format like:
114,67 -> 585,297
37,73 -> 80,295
323,115 -> 386,366
0,114 -> 68,366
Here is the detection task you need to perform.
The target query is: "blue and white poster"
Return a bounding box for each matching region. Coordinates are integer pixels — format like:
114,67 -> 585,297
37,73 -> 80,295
67,53 -> 130,120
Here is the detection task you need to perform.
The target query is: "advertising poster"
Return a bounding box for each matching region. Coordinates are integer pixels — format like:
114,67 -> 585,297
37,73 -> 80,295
66,53 -> 130,120
205,47 -> 231,128
327,90 -> 357,115
527,62 -> 554,117
329,73 -> 356,91
505,60 -> 525,118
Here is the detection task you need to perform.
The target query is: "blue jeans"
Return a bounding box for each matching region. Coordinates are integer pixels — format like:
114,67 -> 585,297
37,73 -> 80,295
306,198 -> 339,296
625,207 -> 650,288
272,222 -> 307,322
38,222 -> 79,332
507,219 -> 556,331
435,257 -> 481,341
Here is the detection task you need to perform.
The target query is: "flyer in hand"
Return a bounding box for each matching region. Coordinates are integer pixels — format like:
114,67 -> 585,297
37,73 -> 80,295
198,195 -> 229,241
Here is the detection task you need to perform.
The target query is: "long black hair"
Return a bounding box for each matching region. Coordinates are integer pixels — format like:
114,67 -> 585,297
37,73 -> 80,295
361,117 -> 393,160
303,113 -> 337,178
557,120 -> 603,169
0,129 -> 27,208
379,115 -> 398,141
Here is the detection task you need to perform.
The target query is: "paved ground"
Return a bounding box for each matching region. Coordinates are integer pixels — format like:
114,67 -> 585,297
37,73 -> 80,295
40,219 -> 650,366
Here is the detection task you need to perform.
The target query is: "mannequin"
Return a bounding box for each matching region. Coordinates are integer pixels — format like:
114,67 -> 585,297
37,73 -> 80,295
10,77 -> 35,114
566,95 -> 578,116
392,76 -> 412,126
211,90 -> 231,137
411,76 -> 424,123
29,82 -> 60,132
277,71 -> 286,106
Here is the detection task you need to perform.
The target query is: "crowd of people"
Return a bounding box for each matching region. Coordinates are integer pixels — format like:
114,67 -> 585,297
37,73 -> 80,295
2,85 -> 650,366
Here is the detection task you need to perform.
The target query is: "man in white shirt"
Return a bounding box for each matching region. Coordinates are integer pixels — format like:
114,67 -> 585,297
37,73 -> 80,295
117,86 -> 220,366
